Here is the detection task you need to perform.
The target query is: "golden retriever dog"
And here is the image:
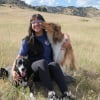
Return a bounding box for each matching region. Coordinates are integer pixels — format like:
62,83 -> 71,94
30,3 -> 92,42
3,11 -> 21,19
42,22 -> 76,73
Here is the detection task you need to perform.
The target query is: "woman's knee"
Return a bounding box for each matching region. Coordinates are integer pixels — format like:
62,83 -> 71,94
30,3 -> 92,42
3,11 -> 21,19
49,62 -> 61,70
36,59 -> 46,63
49,62 -> 57,66
31,59 -> 48,71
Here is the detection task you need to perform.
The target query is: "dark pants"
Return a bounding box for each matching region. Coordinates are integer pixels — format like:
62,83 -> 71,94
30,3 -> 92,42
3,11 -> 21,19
31,59 -> 68,93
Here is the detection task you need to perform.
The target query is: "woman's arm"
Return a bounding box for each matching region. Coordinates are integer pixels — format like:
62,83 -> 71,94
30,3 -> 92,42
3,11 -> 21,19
12,39 -> 28,81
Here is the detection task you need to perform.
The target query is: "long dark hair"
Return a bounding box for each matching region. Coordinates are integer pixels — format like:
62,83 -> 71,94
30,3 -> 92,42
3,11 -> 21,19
24,14 -> 45,55
25,14 -> 45,45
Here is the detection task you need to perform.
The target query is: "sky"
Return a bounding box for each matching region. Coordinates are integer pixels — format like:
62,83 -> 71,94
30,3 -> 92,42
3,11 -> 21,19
21,0 -> 100,9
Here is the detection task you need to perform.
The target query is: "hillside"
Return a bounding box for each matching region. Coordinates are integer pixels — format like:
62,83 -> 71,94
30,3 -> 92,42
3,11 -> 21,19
0,0 -> 30,8
0,0 -> 100,17
35,6 -> 100,17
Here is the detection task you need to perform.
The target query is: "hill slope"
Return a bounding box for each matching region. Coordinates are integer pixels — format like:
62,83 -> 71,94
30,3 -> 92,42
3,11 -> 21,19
0,0 -> 29,8
0,0 -> 100,17
35,6 -> 100,17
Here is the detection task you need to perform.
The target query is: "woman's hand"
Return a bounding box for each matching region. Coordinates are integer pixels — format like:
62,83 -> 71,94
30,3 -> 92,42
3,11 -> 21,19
12,70 -> 22,81
61,33 -> 70,49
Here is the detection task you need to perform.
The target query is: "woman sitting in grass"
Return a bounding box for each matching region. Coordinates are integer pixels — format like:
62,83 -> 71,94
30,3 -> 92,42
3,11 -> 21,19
12,14 -> 75,100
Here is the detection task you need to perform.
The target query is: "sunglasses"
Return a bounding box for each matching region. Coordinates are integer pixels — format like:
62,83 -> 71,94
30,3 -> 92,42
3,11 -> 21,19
31,20 -> 43,24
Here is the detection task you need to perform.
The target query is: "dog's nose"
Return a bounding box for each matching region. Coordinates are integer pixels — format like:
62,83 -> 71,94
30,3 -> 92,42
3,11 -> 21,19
22,68 -> 25,71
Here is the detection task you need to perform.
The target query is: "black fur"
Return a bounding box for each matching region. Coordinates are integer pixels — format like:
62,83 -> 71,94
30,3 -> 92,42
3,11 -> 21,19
0,68 -> 8,79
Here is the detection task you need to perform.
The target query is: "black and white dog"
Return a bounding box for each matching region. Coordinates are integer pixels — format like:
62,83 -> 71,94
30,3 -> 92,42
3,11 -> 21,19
15,58 -> 36,99
0,58 -> 36,100
14,58 -> 31,87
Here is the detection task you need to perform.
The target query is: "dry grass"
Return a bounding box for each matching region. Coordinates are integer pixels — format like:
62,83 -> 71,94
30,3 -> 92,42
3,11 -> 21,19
0,4 -> 100,100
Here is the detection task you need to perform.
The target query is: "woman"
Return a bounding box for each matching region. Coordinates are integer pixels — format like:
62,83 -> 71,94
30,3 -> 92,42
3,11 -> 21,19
12,14 -> 74,100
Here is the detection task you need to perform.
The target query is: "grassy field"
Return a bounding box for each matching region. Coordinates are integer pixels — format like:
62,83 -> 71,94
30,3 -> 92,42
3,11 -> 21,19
0,4 -> 100,100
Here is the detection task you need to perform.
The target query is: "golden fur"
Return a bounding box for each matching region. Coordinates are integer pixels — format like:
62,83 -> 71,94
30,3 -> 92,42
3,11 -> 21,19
42,22 -> 76,71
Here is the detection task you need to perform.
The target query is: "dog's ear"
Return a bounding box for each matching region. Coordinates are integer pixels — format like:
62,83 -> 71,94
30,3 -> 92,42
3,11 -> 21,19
53,24 -> 62,43
54,24 -> 61,32
58,25 -> 61,32
23,58 -> 30,64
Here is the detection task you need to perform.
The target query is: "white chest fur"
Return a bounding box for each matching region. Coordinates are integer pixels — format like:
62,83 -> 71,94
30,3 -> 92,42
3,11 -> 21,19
47,33 -> 67,63
52,42 -> 65,63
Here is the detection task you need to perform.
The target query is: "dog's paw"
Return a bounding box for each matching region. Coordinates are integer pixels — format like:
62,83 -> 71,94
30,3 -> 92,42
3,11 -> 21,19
30,93 -> 36,100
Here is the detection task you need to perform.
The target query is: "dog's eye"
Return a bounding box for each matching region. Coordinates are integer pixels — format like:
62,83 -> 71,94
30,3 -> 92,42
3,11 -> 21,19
17,60 -> 23,65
